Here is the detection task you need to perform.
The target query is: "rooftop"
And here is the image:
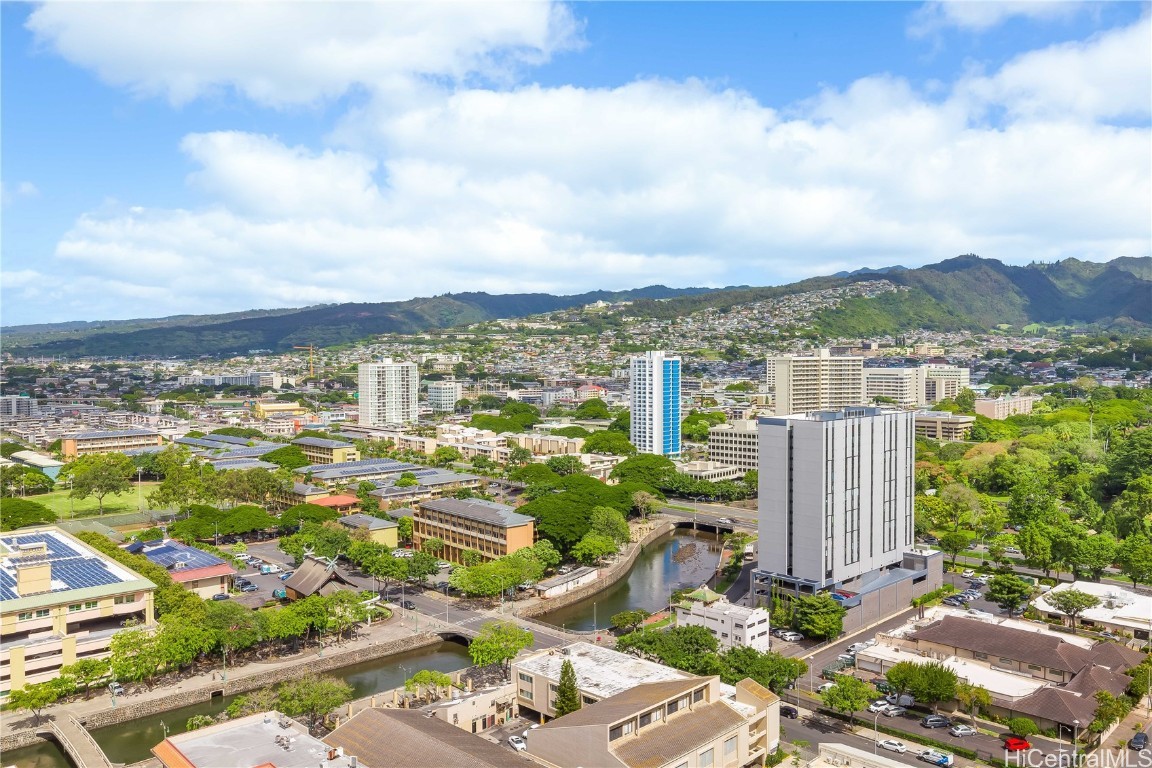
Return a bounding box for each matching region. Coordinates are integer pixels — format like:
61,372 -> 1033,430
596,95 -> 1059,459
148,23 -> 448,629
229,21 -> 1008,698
153,711 -> 349,768
338,514 -> 398,531
0,528 -> 150,606
1033,581 -> 1152,635
68,428 -> 160,439
418,498 -> 533,528
515,642 -> 691,700
129,539 -> 234,577
292,436 -> 355,449
323,708 -> 512,768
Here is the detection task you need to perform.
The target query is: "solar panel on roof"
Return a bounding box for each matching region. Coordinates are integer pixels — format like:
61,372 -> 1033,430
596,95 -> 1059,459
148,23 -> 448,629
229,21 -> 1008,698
125,541 -> 145,553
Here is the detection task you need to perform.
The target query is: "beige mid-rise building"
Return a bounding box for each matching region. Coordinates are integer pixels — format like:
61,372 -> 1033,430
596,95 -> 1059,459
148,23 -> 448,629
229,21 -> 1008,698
766,350 -> 864,416
975,394 -> 1042,420
1,527 -> 156,697
707,420 -> 759,470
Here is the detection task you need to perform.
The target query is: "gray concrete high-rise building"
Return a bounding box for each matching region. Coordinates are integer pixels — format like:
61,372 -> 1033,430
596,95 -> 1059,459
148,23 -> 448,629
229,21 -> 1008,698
358,359 -> 419,425
754,407 -> 915,594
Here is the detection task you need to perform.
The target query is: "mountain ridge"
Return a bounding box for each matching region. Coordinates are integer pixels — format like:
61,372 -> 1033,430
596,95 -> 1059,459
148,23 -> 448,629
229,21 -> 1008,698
4,256 -> 1148,357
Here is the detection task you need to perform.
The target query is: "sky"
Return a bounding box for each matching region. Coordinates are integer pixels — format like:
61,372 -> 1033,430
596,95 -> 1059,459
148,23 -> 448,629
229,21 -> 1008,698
2,1 -> 1149,327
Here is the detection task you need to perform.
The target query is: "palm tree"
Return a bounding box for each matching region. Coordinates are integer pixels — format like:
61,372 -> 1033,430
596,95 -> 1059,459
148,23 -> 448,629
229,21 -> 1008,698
955,681 -> 991,723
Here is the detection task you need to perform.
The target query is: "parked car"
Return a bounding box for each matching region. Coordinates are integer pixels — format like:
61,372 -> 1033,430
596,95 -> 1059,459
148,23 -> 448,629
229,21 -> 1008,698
949,724 -> 977,737
966,609 -> 995,619
837,654 -> 856,665
240,583 -> 260,593
772,628 -> 790,638
717,517 -> 734,525
779,631 -> 804,642
817,682 -> 836,693
508,735 -> 526,751
883,706 -> 908,718
780,706 -> 798,719
260,563 -> 283,574
235,578 -> 251,587
921,715 -> 952,729
402,600 -> 417,610
522,724 -> 541,738
961,569 -> 975,578
868,700 -> 892,713
211,593 -> 230,601
847,640 -> 877,653
1131,733 -> 1149,751
280,571 -> 293,580
1003,738 -> 1032,752
1004,547 -> 1022,555
942,598 -> 966,607
886,693 -> 915,707
107,682 -> 125,696
917,749 -> 954,766
878,740 -> 907,754
437,561 -> 452,570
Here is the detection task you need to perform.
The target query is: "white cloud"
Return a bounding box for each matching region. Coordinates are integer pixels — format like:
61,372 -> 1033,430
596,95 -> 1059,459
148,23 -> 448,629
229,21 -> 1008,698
7,6 -> 1149,322
25,2 -> 582,106
1,180 -> 40,205
909,1 -> 1090,37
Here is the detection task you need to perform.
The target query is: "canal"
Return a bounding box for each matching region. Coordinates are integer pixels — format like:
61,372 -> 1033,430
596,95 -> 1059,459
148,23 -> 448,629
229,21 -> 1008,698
539,527 -> 722,631
3,640 -> 471,768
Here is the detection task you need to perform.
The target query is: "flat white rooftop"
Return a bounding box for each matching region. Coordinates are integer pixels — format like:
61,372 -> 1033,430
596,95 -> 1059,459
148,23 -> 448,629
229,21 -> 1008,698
884,606 -> 1096,649
858,645 -> 1045,699
515,642 -> 691,700
1034,582 -> 1152,635
159,711 -> 352,768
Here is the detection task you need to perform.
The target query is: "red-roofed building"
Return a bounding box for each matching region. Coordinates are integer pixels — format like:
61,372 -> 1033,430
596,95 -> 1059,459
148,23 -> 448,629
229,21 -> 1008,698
312,495 -> 361,515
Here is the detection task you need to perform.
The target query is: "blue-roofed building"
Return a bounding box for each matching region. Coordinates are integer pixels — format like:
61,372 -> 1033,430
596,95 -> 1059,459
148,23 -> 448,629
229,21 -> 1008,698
301,458 -> 422,484
0,527 -> 156,698
134,540 -> 236,599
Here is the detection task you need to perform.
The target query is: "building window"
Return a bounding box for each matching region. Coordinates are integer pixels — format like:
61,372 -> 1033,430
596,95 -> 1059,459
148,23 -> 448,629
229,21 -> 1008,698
973,652 -> 988,660
609,725 -> 623,741
84,601 -> 98,609
999,658 -> 1013,665
640,707 -> 661,727
700,748 -> 715,768
17,612 -> 33,621
693,688 -> 705,703
667,699 -> 679,715
1028,664 -> 1042,671
114,595 -> 133,605
68,603 -> 83,613
725,736 -> 738,760
519,688 -> 533,700
36,609 -> 50,618
582,696 -> 597,705
518,672 -> 533,683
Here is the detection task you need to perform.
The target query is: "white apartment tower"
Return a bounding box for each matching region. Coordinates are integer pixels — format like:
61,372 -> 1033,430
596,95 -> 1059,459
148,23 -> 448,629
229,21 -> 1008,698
756,407 -> 915,592
766,350 -> 865,416
862,368 -> 926,408
630,351 -> 682,456
427,381 -> 463,413
923,365 -> 971,404
358,359 -> 419,425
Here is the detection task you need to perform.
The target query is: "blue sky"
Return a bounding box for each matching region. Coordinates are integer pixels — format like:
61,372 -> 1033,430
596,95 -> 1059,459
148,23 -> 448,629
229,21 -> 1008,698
2,1 -> 1149,326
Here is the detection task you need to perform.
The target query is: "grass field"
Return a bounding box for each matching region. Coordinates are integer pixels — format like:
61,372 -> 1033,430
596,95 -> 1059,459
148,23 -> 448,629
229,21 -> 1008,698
25,481 -> 162,519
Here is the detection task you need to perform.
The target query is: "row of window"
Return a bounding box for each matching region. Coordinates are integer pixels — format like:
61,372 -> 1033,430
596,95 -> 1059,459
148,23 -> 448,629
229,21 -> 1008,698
16,608 -> 51,621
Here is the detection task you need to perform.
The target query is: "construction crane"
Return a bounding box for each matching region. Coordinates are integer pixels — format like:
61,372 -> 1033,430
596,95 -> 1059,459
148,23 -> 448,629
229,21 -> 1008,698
293,345 -> 316,379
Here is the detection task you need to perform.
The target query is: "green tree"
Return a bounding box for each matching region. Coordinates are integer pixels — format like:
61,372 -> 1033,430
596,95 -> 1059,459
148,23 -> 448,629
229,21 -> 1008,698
1007,717 -> 1040,738
468,621 -> 533,677
59,658 -> 111,699
1088,691 -> 1131,734
940,483 -> 981,531
186,714 -> 216,731
545,455 -> 585,476
404,669 -> 453,701
572,532 -> 618,565
820,675 -> 872,725
276,675 -> 354,733
407,552 -> 441,582
431,446 -> 462,467
720,647 -> 807,693
938,531 -> 971,567
0,498 -> 56,531
1074,533 -> 1119,581
554,659 -> 581,716
1018,523 -> 1057,577
0,465 -> 54,497
1045,588 -> 1101,632
574,398 -> 611,420
954,680 -> 991,722
395,472 -> 419,488
1117,534 -> 1152,587
607,410 -> 631,434
792,593 -> 845,640
631,490 -> 661,520
886,662 -> 919,695
7,680 -> 70,723
611,609 -> 651,633
610,454 -> 676,486
506,445 -> 533,467
396,516 -> 413,543
905,661 -> 958,713
422,537 -> 447,556
986,574 -> 1034,613
261,445 -> 310,470
64,453 -> 134,513
582,431 -> 637,456
109,625 -> 162,686
588,505 -> 630,545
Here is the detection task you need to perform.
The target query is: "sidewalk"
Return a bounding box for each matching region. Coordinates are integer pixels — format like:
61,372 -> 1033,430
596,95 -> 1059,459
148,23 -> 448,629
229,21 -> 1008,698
1,613 -> 423,739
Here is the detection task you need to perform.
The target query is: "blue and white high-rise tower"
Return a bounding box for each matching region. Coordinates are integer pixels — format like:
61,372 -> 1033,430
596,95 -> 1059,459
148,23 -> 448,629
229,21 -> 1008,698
630,351 -> 681,456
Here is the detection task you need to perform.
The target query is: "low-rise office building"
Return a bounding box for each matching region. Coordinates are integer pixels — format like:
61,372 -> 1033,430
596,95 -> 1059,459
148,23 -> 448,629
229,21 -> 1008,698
914,411 -> 975,442
674,597 -> 772,652
130,539 -> 235,599
707,420 -> 758,471
337,514 -> 399,549
291,436 -> 360,465
1033,581 -> 1152,642
974,394 -> 1042,419
153,711 -> 352,768
413,498 -> 534,564
60,428 -> 164,458
526,674 -> 779,768
0,527 -> 156,697
678,461 -> 745,482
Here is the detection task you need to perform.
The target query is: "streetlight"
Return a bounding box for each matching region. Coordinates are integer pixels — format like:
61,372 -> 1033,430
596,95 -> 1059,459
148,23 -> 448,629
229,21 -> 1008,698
136,467 -> 144,511
444,582 -> 449,625
874,711 -> 881,754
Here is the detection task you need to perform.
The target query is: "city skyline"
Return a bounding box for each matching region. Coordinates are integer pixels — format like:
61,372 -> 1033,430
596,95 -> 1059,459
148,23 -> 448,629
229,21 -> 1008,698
2,1 -> 1149,326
